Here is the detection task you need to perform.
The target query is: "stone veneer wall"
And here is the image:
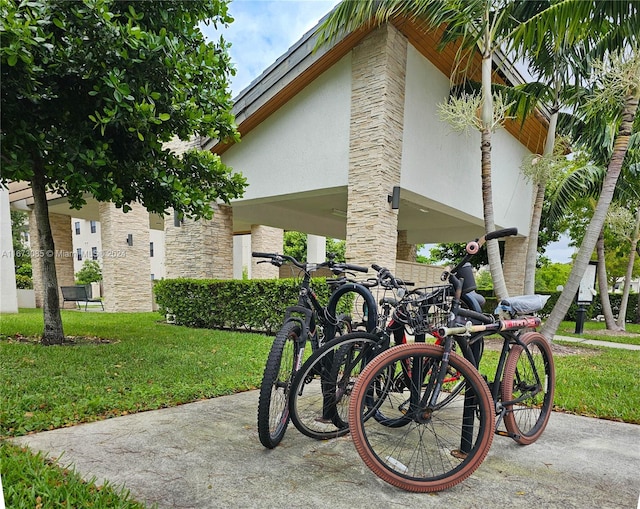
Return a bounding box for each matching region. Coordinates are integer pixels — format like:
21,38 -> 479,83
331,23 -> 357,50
396,230 -> 417,262
250,225 -> 283,279
163,203 -> 234,279
29,212 -> 75,308
99,202 -> 152,312
502,235 -> 528,296
346,25 -> 407,272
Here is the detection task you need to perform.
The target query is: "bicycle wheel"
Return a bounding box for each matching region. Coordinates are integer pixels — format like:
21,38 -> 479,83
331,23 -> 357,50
349,343 -> 495,492
289,332 -> 386,440
370,344 -> 466,426
257,321 -> 302,449
501,331 -> 555,445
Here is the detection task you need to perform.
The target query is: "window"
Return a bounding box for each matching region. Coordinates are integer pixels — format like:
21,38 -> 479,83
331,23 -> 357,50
90,220 -> 97,234
91,247 -> 98,260
150,242 -> 154,257
74,221 -> 80,235
150,273 -> 155,280
77,248 -> 82,261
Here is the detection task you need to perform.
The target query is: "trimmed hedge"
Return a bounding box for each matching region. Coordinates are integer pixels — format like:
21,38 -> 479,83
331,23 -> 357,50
153,278 -> 354,334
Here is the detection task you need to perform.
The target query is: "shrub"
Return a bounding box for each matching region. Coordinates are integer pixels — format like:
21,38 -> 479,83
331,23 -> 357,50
153,278 -> 354,334
15,274 -> 33,289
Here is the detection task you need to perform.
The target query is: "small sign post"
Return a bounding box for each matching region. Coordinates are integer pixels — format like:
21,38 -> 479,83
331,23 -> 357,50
575,261 -> 597,334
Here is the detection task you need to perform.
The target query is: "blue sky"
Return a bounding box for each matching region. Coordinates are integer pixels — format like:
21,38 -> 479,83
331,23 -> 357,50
201,0 -> 340,96
200,0 -> 573,264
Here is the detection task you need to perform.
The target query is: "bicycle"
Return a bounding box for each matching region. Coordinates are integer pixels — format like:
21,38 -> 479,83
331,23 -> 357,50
287,264 -> 413,440
252,252 -> 378,449
288,264 -> 490,441
347,228 -> 555,492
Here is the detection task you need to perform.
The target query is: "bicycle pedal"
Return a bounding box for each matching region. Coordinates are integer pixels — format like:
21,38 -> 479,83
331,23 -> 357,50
495,429 -> 522,440
450,449 -> 467,460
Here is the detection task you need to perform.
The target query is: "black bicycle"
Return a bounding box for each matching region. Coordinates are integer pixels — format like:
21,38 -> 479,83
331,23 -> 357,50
348,228 -> 556,492
252,252 -> 378,448
287,264 -> 413,440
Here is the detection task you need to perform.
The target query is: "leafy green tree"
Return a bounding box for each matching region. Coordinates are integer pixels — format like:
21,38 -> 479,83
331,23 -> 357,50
326,237 -> 346,262
283,231 -> 346,262
535,263 -> 571,293
475,269 -> 493,291
1,0 -> 246,344
283,231 -> 307,262
75,260 -> 103,285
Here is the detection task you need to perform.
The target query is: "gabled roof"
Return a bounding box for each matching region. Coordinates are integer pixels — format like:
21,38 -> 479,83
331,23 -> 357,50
209,11 -> 548,155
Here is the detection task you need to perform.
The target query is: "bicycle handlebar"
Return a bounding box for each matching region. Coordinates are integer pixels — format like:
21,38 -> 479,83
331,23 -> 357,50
485,227 -> 518,242
371,264 -> 413,288
251,252 -> 368,274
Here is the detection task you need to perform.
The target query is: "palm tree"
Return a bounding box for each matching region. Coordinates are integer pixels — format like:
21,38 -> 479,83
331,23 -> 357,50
509,0 -> 639,295
541,51 -> 640,339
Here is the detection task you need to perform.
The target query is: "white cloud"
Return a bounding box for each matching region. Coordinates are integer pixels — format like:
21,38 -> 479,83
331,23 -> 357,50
201,0 -> 340,96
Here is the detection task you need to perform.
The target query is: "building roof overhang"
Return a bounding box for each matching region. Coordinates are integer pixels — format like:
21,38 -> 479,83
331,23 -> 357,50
209,12 -> 548,155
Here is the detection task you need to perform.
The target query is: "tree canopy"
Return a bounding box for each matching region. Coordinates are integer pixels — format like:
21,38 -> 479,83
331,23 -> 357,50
1,0 -> 246,343
1,0 -> 246,218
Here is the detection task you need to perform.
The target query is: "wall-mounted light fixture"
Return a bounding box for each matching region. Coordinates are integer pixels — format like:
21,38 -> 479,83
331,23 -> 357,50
126,234 -> 133,246
173,210 -> 183,227
388,186 -> 400,210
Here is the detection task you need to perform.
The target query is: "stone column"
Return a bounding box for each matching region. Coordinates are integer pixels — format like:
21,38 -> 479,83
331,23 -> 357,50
503,235 -> 528,296
29,211 -> 75,308
346,25 -> 407,272
251,225 -> 283,279
0,188 -> 18,313
164,203 -> 234,279
396,230 -> 417,262
99,202 -> 152,312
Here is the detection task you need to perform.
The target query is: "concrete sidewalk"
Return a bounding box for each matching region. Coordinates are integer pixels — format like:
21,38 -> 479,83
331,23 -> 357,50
12,390 -> 640,509
554,334 -> 640,350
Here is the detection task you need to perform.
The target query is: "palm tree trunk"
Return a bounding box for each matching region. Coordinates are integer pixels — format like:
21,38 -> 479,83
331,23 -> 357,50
596,228 -> 621,330
524,109 -> 558,295
616,205 -> 640,329
524,181 -> 546,294
480,43 -> 508,300
31,161 -> 65,345
541,92 -> 639,340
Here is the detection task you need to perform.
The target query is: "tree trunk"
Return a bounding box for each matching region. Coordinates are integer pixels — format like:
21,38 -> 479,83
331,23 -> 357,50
31,162 -> 65,345
524,109 -> 558,295
524,181 -> 546,294
617,205 -> 640,329
541,92 -> 638,340
480,48 -> 508,301
596,229 -> 621,330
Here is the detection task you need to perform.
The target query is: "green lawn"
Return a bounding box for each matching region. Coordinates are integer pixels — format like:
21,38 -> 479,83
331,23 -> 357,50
555,320 -> 640,346
1,309 -> 639,508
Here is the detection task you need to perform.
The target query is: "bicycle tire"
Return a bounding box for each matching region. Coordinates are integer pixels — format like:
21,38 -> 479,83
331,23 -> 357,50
349,343 -> 495,492
257,321 -> 302,449
288,332 -> 386,440
501,331 -> 555,445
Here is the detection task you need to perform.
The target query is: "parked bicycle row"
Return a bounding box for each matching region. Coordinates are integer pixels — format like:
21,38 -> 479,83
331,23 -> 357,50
252,228 -> 555,492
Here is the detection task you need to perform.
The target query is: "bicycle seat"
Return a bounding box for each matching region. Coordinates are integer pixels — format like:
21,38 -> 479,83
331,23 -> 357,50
495,295 -> 550,318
